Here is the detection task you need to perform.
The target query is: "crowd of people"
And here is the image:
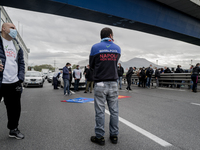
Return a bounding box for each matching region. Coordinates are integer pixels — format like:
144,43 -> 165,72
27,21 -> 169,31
117,63 -> 200,93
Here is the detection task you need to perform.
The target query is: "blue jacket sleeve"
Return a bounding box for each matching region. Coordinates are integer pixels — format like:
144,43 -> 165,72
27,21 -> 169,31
17,49 -> 25,82
63,67 -> 69,75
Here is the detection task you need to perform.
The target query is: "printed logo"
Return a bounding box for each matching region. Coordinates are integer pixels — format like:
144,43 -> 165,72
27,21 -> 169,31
100,54 -> 118,61
5,45 -> 8,49
106,45 -> 111,48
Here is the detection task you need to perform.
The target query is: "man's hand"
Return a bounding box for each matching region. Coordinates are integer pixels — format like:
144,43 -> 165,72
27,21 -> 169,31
156,77 -> 157,79
75,78 -> 77,80
69,72 -> 71,74
0,64 -> 4,72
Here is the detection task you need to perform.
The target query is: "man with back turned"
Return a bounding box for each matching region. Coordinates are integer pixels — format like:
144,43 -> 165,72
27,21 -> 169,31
90,27 -> 121,145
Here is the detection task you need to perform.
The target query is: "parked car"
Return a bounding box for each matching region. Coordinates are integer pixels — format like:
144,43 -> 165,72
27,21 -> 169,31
47,72 -> 54,83
23,71 -> 44,87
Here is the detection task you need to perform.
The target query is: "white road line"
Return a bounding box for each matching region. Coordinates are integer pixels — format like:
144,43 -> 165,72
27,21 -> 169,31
191,103 -> 200,106
105,109 -> 173,147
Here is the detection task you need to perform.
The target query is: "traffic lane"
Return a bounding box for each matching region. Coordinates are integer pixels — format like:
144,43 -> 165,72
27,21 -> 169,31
118,87 -> 200,150
0,82 -> 175,150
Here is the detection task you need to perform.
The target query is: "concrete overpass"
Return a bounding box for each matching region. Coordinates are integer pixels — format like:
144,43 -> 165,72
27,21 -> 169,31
1,0 -> 200,46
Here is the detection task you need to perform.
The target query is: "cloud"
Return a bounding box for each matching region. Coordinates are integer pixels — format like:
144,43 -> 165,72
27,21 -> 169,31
4,7 -> 200,69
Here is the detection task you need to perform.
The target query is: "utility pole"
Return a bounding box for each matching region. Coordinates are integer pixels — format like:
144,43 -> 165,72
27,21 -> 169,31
54,59 -> 56,68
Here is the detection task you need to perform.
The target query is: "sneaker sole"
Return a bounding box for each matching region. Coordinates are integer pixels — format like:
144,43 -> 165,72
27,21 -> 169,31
9,135 -> 24,140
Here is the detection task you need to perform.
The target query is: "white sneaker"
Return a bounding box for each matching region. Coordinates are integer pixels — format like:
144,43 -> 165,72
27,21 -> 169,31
69,93 -> 72,96
0,97 -> 4,103
70,90 -> 75,94
64,93 -> 68,96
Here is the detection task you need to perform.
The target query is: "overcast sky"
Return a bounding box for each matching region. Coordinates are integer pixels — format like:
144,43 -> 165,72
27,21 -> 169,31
3,7 -> 200,69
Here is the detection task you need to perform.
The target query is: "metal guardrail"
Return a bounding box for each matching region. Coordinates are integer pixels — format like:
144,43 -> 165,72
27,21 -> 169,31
123,73 -> 200,87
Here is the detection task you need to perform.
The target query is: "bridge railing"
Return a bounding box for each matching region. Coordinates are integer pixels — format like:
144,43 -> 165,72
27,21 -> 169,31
123,73 -> 200,88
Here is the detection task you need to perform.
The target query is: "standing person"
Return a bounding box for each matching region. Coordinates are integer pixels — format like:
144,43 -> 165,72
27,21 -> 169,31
117,63 -> 124,90
137,68 -> 142,87
175,65 -> 183,88
126,67 -> 133,91
68,63 -> 72,89
84,65 -> 89,85
191,63 -> 200,93
90,27 -> 121,145
146,64 -> 154,88
155,67 -> 160,88
84,65 -> 94,93
63,63 -> 71,96
0,23 -> 25,139
140,67 -> 146,88
73,65 -> 82,92
53,71 -> 61,89
189,65 -> 194,90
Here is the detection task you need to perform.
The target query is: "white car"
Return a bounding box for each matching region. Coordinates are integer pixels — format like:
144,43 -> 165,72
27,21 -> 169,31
23,71 -> 44,87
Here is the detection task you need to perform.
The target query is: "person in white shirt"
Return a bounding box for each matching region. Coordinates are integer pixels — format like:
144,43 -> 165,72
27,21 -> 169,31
73,65 -> 82,92
0,23 -> 25,139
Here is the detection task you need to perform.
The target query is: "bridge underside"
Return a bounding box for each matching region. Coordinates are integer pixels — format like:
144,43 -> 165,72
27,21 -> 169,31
1,0 -> 200,46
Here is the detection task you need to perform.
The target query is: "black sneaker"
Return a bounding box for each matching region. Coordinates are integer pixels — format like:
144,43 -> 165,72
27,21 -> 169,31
84,91 -> 87,93
110,135 -> 118,144
91,136 -> 105,145
9,128 -> 24,139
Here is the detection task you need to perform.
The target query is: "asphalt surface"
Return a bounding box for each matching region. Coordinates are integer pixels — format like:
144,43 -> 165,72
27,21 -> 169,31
0,82 -> 200,150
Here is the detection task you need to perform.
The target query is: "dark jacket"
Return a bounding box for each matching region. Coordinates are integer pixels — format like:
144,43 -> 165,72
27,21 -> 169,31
155,69 -> 160,78
140,69 -> 146,79
62,66 -> 70,80
175,67 -> 183,73
164,68 -> 171,73
118,66 -> 124,77
146,68 -> 154,77
192,66 -> 200,75
84,67 -> 88,76
0,34 -> 25,87
68,67 -> 72,81
126,67 -> 133,79
85,69 -> 94,81
89,40 -> 121,82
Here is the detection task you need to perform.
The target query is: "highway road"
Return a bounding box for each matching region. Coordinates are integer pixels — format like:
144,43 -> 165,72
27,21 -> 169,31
0,82 -> 200,150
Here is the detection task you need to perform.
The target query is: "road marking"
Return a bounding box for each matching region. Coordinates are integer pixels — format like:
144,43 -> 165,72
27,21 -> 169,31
191,103 -> 200,106
105,109 -> 173,147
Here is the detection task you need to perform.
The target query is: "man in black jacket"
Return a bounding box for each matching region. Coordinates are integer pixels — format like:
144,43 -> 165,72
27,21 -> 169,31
126,67 -> 134,90
191,63 -> 200,92
146,64 -> 154,88
175,65 -> 184,88
84,65 -> 94,93
155,67 -> 160,88
117,63 -> 124,90
164,67 -> 171,73
0,23 -> 25,139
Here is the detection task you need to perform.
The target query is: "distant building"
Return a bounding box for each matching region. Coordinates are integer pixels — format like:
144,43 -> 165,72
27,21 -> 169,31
0,6 -> 30,71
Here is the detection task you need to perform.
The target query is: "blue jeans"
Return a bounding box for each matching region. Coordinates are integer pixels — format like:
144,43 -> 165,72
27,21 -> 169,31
63,79 -> 70,95
94,81 -> 119,138
74,79 -> 80,91
146,77 -> 151,87
190,80 -> 193,89
117,76 -> 123,89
